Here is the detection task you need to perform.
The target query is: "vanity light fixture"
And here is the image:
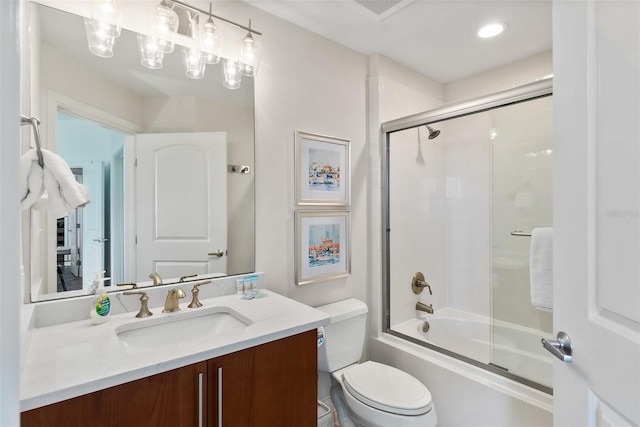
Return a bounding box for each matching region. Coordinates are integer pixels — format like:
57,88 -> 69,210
149,0 -> 179,53
238,20 -> 261,77
137,33 -> 164,69
223,58 -> 242,89
89,0 -> 124,35
182,12 -> 206,79
199,4 -> 222,65
84,0 -> 262,89
84,0 -> 125,57
477,22 -> 507,38
84,18 -> 117,57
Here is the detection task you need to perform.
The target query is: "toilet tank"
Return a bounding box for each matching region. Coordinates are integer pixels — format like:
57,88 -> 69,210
316,298 -> 368,372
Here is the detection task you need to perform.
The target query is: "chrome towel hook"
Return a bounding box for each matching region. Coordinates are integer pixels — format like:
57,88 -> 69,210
20,114 -> 44,168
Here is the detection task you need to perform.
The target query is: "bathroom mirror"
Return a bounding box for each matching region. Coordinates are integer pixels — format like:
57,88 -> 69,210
24,2 -> 255,302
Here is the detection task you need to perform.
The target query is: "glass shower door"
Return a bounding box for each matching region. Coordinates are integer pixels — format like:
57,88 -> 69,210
490,95 -> 554,389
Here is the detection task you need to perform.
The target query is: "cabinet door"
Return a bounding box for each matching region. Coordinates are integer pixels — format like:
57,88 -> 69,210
21,361 -> 207,427
209,330 -> 317,427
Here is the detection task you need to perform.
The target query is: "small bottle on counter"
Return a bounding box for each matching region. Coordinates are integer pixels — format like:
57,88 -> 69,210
90,271 -> 111,324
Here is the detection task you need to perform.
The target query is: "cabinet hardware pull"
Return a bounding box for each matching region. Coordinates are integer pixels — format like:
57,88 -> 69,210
198,372 -> 203,427
218,366 -> 223,427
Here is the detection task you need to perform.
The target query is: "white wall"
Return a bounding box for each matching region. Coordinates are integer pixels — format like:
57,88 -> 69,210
446,50 -> 552,103
367,54 -> 446,328
248,5 -> 370,307
1,1 -> 22,424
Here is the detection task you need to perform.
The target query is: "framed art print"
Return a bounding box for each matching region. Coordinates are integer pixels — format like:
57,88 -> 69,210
295,131 -> 350,206
295,210 -> 351,285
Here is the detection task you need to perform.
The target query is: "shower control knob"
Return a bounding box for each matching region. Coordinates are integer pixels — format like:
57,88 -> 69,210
411,272 -> 432,295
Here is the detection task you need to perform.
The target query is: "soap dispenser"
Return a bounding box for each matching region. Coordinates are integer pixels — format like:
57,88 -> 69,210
90,271 -> 111,325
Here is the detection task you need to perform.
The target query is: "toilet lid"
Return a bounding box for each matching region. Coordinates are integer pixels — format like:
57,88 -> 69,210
342,361 -> 433,416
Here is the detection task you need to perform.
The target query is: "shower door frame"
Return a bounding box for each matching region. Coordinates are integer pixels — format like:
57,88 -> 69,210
381,78 -> 553,394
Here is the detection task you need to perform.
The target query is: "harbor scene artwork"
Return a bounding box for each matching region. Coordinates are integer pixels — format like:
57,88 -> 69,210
296,210 -> 350,285
295,131 -> 349,206
308,224 -> 341,267
308,148 -> 341,192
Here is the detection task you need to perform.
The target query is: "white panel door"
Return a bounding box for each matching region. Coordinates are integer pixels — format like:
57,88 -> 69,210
135,132 -> 227,282
552,1 -> 640,425
81,160 -> 105,289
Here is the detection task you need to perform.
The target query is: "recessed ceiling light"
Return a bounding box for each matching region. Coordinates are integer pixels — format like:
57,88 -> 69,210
477,22 -> 507,38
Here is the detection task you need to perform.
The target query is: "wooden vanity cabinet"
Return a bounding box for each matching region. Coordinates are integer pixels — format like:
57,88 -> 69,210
21,361 -> 207,427
208,329 -> 317,426
21,330 -> 317,427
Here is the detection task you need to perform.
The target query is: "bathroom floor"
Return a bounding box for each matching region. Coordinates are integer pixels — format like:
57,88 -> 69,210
57,265 -> 82,292
319,397 -> 340,427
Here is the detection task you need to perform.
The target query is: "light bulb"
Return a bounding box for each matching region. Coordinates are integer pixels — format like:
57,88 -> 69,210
137,34 -> 164,69
183,47 -> 205,79
223,59 -> 242,89
238,31 -> 261,77
89,0 -> 124,33
84,18 -> 116,58
199,20 -> 221,65
150,3 -> 179,53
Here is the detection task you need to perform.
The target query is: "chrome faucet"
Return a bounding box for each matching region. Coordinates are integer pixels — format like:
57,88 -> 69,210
416,301 -> 434,314
148,272 -> 163,286
163,288 -> 186,313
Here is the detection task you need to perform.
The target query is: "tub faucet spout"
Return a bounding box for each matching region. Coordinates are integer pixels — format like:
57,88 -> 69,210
416,301 -> 434,314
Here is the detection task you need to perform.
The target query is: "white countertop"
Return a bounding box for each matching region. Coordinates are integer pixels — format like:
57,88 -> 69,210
20,290 -> 329,412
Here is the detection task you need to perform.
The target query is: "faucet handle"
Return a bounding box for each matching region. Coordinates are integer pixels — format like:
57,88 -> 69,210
123,291 -> 153,318
179,274 -> 197,283
411,272 -> 432,295
188,280 -> 212,308
117,282 -> 138,289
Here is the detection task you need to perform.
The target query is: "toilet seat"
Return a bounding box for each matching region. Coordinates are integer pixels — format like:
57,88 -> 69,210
341,361 -> 433,416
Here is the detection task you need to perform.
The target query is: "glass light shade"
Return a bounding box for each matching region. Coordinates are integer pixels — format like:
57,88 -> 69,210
223,59 -> 242,89
199,20 -> 221,65
89,0 -> 124,33
238,33 -> 261,77
149,3 -> 179,53
182,47 -> 206,79
84,18 -> 116,58
137,34 -> 164,69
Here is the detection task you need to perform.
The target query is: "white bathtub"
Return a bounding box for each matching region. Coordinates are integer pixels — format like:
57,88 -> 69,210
370,309 -> 554,426
391,308 -> 553,389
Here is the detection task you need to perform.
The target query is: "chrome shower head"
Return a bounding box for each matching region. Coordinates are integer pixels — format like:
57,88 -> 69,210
426,125 -> 440,140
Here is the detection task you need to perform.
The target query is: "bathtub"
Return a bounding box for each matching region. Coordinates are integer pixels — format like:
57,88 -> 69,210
369,309 -> 554,426
390,308 -> 553,390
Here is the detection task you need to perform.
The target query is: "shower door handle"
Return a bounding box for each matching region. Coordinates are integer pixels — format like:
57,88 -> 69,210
541,331 -> 573,363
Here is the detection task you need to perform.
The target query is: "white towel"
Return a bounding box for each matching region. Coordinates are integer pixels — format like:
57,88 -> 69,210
21,148 -> 91,218
530,227 -> 553,311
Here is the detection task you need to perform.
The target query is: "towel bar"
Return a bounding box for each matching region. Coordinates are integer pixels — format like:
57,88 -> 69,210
510,230 -> 532,237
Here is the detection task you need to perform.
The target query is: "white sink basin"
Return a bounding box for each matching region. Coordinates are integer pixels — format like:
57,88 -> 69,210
115,306 -> 252,352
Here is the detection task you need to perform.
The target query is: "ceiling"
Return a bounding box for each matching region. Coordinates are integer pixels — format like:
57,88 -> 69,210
241,0 -> 552,83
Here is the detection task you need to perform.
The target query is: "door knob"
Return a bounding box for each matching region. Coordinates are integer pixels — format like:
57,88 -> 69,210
541,331 -> 573,363
93,237 -> 108,243
208,250 -> 225,257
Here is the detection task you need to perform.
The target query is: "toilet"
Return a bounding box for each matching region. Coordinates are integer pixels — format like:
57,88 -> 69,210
316,299 -> 437,427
